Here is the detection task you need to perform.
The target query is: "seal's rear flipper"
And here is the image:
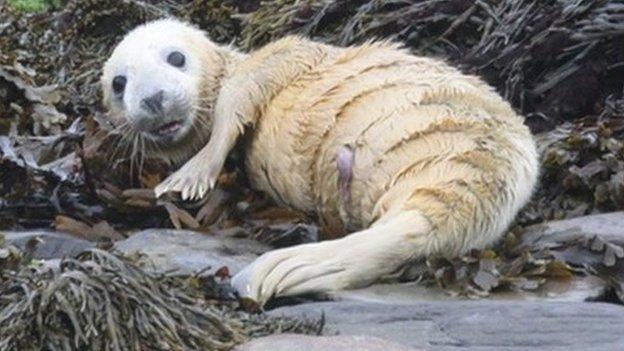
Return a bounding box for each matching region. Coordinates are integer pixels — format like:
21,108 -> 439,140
231,210 -> 433,306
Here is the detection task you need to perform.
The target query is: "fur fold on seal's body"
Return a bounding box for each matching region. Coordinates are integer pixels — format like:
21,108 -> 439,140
103,20 -> 539,306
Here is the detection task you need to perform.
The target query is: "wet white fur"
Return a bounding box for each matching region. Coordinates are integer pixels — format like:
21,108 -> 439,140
103,20 -> 539,307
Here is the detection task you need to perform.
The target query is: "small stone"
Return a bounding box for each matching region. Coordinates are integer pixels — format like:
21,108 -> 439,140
115,229 -> 270,275
521,212 -> 624,247
236,334 -> 416,351
2,230 -> 93,259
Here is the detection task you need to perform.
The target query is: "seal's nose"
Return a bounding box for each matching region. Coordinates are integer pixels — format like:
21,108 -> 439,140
141,90 -> 164,114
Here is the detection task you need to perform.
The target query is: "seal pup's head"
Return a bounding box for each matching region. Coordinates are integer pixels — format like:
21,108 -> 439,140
101,19 -> 237,163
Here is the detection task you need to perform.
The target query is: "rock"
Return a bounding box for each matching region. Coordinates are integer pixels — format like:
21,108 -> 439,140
332,282 -> 458,304
521,211 -> 624,247
268,300 -> 624,350
1,230 -> 93,259
115,229 -> 270,275
236,334 -> 416,351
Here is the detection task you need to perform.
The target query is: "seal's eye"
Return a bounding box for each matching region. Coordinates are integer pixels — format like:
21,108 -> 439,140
167,51 -> 185,68
112,76 -> 127,95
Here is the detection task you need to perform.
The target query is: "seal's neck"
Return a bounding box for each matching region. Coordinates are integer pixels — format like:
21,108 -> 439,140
220,47 -> 248,79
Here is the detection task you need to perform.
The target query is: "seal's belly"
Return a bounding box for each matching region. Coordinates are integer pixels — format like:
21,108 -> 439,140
245,46 -> 521,229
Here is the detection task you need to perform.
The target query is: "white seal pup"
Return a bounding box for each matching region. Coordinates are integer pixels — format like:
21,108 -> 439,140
101,19 -> 539,306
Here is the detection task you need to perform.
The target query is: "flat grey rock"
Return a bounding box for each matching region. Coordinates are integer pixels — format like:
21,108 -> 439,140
236,334 -> 416,351
521,211 -> 624,247
269,300 -> 624,350
115,229 -> 270,275
2,230 -> 93,259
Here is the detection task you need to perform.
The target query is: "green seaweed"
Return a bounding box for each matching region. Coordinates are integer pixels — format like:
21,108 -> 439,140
8,0 -> 59,13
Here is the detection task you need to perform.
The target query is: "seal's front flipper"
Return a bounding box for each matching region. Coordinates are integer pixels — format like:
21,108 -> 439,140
153,120 -> 239,200
154,90 -> 248,200
153,154 -> 216,200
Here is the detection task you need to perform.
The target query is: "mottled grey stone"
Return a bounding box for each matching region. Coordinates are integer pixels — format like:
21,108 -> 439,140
115,229 -> 270,275
268,300 -> 624,351
236,334 -> 416,351
2,230 -> 93,259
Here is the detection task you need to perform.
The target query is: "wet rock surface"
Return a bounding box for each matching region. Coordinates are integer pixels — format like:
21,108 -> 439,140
114,229 -> 270,275
265,300 -> 624,351
236,334 -> 416,351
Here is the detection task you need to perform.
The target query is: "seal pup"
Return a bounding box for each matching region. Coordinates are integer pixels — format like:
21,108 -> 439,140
101,19 -> 539,306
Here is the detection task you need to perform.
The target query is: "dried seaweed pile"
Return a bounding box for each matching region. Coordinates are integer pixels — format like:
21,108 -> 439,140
0,0 -> 241,110
520,91 -> 624,223
423,229 -> 624,302
0,239 -> 321,350
241,0 -> 624,131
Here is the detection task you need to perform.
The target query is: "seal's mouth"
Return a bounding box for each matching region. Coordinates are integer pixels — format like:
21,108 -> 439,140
150,120 -> 183,137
